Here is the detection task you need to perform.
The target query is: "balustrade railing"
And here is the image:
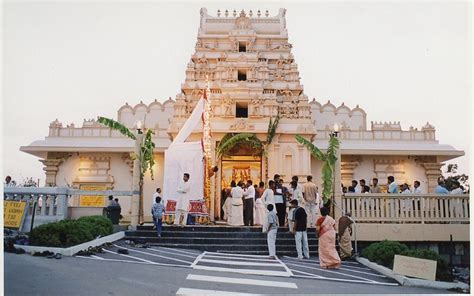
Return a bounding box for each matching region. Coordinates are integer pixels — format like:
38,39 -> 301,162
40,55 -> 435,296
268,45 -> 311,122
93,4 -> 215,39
342,194 -> 469,224
4,187 -> 135,231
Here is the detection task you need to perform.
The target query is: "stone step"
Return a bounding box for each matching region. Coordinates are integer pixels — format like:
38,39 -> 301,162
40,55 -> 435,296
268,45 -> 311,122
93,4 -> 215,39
125,236 -> 317,246
137,225 -> 316,233
126,230 -> 317,239
144,242 -> 319,253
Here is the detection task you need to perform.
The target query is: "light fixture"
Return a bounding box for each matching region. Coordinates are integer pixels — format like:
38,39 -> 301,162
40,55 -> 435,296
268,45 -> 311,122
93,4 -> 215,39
136,120 -> 143,134
330,122 -> 340,138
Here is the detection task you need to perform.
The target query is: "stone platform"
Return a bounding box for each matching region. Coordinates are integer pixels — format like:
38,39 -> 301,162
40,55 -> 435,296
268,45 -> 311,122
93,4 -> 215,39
125,225 -> 320,256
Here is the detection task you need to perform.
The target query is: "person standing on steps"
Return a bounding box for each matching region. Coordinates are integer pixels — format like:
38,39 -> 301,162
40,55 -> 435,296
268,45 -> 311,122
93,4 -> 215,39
243,180 -> 255,226
152,196 -> 165,237
302,175 -> 319,228
273,174 -> 286,227
290,199 -> 310,260
174,173 -> 190,227
230,181 -> 244,226
266,204 -> 279,259
151,188 -> 162,229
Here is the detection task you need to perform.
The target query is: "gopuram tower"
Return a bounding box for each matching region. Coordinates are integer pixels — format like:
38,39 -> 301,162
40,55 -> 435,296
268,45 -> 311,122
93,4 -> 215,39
168,8 -> 316,221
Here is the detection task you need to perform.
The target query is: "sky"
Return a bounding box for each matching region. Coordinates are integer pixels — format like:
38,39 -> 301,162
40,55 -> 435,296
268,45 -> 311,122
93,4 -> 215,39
2,1 -> 472,185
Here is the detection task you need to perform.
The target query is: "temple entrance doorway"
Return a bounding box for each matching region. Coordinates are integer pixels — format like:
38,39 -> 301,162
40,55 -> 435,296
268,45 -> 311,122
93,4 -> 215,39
218,154 -> 262,221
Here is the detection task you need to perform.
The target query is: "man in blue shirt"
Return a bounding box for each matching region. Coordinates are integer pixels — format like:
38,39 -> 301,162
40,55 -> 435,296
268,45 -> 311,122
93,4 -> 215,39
387,176 -> 398,193
435,178 -> 449,194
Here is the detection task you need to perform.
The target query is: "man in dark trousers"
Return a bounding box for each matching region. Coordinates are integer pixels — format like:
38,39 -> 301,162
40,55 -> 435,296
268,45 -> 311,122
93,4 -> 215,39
290,199 -> 309,259
243,180 -> 255,226
273,174 -> 286,226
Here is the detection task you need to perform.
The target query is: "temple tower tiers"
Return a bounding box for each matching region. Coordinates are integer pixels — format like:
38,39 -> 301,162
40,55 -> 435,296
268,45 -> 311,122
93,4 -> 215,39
168,8 -> 315,180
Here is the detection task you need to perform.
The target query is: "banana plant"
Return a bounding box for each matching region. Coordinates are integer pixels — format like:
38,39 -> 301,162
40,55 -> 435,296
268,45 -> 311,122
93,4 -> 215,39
295,134 -> 340,206
263,113 -> 280,181
98,116 -> 155,223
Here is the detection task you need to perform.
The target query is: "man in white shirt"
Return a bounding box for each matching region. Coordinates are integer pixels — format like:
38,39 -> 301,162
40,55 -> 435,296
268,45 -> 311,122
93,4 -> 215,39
243,180 -> 255,226
450,181 -> 464,217
174,173 -> 191,226
412,181 -> 423,194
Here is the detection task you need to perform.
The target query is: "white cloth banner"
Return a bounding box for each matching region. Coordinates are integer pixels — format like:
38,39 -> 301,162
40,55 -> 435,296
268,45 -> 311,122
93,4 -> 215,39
170,98 -> 204,147
162,142 -> 204,204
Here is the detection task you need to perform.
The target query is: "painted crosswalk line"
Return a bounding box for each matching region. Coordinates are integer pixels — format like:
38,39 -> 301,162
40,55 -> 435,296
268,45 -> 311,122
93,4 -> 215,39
186,274 -> 298,289
191,251 -> 293,277
176,288 -> 261,296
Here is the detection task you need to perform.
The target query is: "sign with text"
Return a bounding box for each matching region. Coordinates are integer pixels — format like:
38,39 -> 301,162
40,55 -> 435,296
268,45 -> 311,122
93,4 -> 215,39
4,200 -> 28,229
393,255 -> 437,281
79,185 -> 107,207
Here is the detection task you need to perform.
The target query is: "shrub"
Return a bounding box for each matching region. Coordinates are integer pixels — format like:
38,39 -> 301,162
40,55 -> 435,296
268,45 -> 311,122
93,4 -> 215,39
29,220 -> 93,248
362,240 -> 409,268
77,215 -> 113,238
402,249 -> 453,282
362,240 -> 454,282
29,216 -> 113,248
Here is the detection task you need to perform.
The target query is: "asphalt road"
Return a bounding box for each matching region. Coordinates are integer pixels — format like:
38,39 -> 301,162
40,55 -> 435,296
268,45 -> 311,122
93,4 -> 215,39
5,248 -> 458,295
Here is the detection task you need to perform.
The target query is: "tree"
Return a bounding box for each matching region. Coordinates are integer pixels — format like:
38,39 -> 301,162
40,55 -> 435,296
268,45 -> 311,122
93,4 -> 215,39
97,117 -> 155,223
443,164 -> 469,193
295,134 -> 340,206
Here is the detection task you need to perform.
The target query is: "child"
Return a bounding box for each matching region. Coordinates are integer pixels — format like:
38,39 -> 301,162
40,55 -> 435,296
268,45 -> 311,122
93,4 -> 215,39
152,196 -> 165,237
266,204 -> 279,259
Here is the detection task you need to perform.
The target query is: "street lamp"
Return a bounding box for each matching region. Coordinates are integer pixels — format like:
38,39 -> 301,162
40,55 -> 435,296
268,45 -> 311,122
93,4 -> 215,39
131,120 -> 145,226
330,122 -> 341,219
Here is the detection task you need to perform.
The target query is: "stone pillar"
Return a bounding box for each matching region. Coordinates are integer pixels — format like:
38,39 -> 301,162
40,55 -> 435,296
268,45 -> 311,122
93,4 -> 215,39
334,139 -> 343,221
341,161 -> 359,188
130,133 -> 143,228
39,159 -> 64,187
422,162 -> 444,193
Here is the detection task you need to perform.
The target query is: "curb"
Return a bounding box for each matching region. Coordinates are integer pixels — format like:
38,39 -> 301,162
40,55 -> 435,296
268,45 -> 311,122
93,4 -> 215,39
356,257 -> 469,291
14,231 -> 125,256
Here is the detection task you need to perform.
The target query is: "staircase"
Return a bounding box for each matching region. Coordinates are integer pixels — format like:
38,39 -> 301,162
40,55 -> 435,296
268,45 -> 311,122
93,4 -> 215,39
125,225 -> 319,256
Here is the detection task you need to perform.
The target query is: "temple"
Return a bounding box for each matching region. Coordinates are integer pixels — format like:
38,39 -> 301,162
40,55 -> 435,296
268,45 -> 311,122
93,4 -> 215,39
21,8 -> 464,222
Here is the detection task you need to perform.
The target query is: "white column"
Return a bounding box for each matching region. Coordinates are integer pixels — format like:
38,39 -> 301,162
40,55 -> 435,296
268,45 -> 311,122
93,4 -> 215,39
130,133 -> 143,228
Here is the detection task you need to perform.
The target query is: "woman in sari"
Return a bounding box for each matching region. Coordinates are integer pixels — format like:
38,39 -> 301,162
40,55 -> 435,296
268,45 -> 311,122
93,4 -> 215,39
316,207 -> 341,269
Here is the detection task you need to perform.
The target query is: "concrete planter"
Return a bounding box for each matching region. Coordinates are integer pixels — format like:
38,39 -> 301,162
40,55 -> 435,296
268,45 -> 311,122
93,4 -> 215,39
14,231 -> 125,257
356,257 -> 469,291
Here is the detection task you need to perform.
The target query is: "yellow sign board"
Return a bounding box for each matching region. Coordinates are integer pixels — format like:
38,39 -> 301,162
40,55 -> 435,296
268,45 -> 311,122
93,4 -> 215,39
79,185 -> 107,207
393,254 -> 437,281
4,200 -> 28,229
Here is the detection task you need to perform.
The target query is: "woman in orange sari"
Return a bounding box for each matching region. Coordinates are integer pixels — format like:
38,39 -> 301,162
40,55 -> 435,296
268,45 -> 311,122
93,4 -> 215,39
316,207 -> 341,269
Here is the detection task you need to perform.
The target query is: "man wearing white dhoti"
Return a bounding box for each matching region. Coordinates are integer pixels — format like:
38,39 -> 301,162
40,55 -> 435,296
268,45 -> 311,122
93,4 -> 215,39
230,181 -> 244,226
174,173 -> 191,226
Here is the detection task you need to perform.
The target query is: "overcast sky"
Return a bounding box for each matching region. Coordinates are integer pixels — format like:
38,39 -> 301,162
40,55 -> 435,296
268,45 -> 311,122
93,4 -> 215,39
3,1 -> 472,184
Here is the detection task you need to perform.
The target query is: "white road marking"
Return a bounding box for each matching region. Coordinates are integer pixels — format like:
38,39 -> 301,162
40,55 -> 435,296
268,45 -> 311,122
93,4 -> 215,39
283,258 -> 384,277
176,288 -> 260,295
198,258 -> 282,267
75,254 -> 190,268
146,247 -> 198,259
283,257 -> 372,271
156,246 -> 202,256
290,270 -> 399,286
193,265 -> 291,277
190,251 -> 206,268
91,255 -> 104,260
285,262 -> 378,283
275,255 -> 294,277
186,274 -> 297,289
204,254 -> 278,262
112,244 -> 193,264
205,251 -> 272,258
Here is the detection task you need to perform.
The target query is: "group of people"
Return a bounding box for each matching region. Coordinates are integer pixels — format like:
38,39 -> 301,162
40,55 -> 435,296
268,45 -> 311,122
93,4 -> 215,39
222,174 -> 322,229
221,174 -> 352,268
345,176 -> 466,195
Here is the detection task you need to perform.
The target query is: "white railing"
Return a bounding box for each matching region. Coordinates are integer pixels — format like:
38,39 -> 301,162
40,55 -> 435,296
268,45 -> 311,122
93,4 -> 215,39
4,187 -> 136,232
342,194 -> 469,224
